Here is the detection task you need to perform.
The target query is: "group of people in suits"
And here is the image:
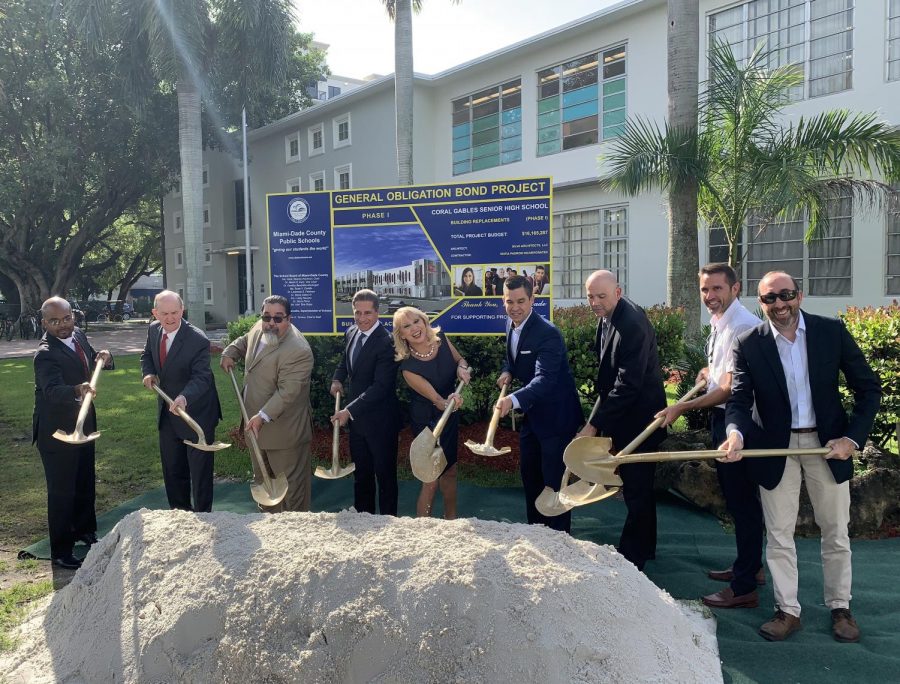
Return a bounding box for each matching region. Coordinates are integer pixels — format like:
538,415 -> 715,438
32,264 -> 881,646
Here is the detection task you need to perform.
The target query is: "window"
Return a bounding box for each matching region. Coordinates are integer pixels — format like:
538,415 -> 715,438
334,164 -> 352,190
328,85 -> 342,98
310,171 -> 325,192
203,204 -> 210,228
203,243 -> 212,265
890,0 -> 900,81
308,123 -> 324,155
202,164 -> 209,188
204,282 -> 214,305
285,132 -> 300,163
552,206 -> 628,298
173,211 -> 183,234
333,113 -> 351,148
452,79 -> 522,176
173,180 -> 181,196
286,178 -> 301,193
708,193 -> 853,295
175,284 -> 185,300
536,45 -> 627,158
174,248 -> 184,269
886,187 -> 900,294
708,0 -> 854,99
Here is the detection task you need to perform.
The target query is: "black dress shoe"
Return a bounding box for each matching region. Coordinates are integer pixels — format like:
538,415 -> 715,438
52,555 -> 82,570
77,532 -> 98,545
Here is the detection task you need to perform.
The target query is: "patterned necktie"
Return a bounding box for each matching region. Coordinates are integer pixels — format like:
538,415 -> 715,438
706,325 -> 718,366
599,318 -> 610,351
73,339 -> 89,378
160,333 -> 168,366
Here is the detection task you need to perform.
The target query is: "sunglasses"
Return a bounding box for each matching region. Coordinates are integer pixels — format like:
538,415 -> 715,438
758,289 -> 798,305
261,314 -> 288,323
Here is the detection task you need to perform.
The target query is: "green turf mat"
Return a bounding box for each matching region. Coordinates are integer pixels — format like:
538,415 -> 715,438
19,481 -> 900,683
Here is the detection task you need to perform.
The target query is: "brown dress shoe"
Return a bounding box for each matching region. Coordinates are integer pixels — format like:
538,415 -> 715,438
702,587 -> 759,609
759,610 -> 802,641
707,565 -> 766,585
831,608 -> 860,643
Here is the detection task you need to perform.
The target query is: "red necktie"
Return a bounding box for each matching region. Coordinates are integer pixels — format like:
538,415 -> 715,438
159,333 -> 168,366
73,339 -> 90,378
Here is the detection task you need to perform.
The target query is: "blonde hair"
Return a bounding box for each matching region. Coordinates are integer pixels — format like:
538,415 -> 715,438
392,306 -> 441,361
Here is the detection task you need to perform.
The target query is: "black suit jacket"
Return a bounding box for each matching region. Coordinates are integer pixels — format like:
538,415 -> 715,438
141,321 -> 221,441
333,323 -> 400,431
725,311 -> 881,489
33,329 -> 110,450
589,297 -> 667,451
502,312 -> 582,440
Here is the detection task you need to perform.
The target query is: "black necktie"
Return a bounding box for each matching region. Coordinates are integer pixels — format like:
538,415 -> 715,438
350,332 -> 365,371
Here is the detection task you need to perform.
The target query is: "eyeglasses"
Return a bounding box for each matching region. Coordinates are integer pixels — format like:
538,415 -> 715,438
758,289 -> 798,305
261,314 -> 288,323
45,315 -> 74,326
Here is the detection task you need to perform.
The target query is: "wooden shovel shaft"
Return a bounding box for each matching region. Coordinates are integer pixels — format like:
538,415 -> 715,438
227,369 -> 276,492
151,383 -> 207,444
591,447 -> 831,467
432,380 -> 467,440
615,380 -> 707,457
484,383 -> 508,445
73,357 -> 105,434
332,392 -> 341,466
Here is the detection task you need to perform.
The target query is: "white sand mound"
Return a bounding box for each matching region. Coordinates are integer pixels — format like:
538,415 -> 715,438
3,509 -> 721,683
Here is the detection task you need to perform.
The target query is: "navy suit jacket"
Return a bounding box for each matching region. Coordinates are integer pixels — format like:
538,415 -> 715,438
589,297 -> 667,452
332,323 -> 400,431
725,311 -> 881,489
502,312 -> 582,440
141,321 -> 221,441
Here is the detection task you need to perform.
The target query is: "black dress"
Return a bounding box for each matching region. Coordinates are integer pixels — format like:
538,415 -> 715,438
400,333 -> 459,469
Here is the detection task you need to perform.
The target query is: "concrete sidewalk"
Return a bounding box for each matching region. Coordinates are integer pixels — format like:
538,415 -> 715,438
0,324 -> 228,360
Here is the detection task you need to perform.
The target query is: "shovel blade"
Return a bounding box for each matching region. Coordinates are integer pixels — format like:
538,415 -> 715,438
535,486 -> 575,517
314,462 -> 356,480
52,429 -> 100,445
563,436 -> 624,485
558,480 -> 620,506
411,444 -> 446,483
183,439 -> 231,452
251,472 -> 289,507
463,439 -> 511,457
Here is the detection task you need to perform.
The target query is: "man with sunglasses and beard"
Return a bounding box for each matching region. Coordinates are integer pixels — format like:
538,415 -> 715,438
722,271 -> 880,643
221,295 -> 314,512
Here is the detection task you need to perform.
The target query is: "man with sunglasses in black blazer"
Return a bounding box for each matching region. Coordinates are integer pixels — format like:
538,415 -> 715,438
722,271 -> 880,643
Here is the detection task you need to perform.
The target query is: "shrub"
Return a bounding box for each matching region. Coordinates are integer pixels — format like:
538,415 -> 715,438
675,326 -> 711,431
449,335 -> 508,424
840,303 -> 900,451
646,305 -> 686,371
225,314 -> 259,344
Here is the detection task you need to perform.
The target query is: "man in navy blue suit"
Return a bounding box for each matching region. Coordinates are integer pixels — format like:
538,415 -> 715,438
331,289 -> 400,515
495,275 -> 582,533
577,270 -> 668,571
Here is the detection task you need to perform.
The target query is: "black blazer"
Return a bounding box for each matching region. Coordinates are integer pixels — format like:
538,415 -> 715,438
502,312 -> 582,440
32,329 -> 111,450
141,321 -> 221,441
589,297 -> 667,452
332,323 -> 400,431
725,311 -> 881,489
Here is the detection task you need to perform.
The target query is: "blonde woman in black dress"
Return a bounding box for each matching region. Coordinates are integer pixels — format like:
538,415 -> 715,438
392,306 -> 471,519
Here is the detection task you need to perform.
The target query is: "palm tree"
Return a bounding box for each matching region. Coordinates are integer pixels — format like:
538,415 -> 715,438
380,0 -> 459,186
64,0 -> 293,330
600,41 -> 900,279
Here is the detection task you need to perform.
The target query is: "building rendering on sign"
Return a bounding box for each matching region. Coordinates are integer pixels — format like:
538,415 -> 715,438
163,0 -> 900,325
336,259 -> 450,300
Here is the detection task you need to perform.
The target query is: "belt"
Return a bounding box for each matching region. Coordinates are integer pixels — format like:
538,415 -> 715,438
791,427 -> 817,434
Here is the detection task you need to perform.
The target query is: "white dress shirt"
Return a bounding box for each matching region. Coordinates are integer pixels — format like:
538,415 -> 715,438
508,312 -> 534,410
708,301 -> 761,409
770,313 -> 816,429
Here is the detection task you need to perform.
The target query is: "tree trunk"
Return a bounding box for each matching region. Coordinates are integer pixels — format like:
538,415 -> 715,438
177,77 -> 206,331
666,0 -> 701,339
394,0 -> 414,185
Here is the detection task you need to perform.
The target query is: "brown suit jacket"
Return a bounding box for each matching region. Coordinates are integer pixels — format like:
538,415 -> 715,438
223,322 -> 313,450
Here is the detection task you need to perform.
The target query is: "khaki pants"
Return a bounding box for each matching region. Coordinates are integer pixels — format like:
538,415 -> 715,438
759,432 -> 852,617
253,441 -> 312,513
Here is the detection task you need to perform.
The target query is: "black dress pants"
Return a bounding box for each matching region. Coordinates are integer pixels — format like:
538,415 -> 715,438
349,423 -> 399,516
159,414 -> 214,512
519,424 -> 571,534
618,458 -> 657,570
40,443 -> 96,558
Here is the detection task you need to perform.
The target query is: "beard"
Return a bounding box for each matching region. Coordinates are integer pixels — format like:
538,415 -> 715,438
262,330 -> 279,346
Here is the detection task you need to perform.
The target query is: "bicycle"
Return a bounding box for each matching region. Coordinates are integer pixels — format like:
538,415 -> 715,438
2,316 -> 14,342
18,311 -> 39,340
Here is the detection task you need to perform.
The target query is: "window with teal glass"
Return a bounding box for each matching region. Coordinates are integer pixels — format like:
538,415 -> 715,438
537,45 -> 626,157
451,79 -> 522,175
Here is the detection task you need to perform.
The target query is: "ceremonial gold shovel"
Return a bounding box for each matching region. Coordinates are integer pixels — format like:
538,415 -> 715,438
315,392 -> 356,479
53,357 -> 105,444
409,380 -> 466,483
150,384 -> 231,452
227,368 -> 289,507
464,383 -> 512,457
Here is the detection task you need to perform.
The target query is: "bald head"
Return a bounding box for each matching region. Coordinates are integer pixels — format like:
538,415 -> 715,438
40,297 -> 75,340
585,270 -> 622,319
152,290 -> 185,333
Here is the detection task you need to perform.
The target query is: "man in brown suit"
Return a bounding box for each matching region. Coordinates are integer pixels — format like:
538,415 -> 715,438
220,295 -> 314,512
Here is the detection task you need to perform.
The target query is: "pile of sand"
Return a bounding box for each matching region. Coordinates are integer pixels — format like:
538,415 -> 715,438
3,510 -> 721,683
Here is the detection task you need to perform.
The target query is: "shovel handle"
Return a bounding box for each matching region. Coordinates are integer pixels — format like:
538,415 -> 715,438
615,380 -> 708,457
227,368 -> 276,492
150,383 -> 207,444
594,447 -> 831,467
73,357 -> 105,433
484,383 -> 508,445
332,391 -> 342,466
432,380 -> 467,440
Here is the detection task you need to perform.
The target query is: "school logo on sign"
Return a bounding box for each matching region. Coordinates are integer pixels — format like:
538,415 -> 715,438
287,197 -> 310,224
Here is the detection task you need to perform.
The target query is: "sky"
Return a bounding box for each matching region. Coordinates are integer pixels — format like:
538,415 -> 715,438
334,225 -> 437,273
292,0 -> 622,79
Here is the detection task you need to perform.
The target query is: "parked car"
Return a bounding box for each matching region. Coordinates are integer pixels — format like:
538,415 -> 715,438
387,299 -> 407,314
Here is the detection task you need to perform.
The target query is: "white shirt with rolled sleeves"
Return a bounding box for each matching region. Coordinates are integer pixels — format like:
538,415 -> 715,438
708,300 -> 761,409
